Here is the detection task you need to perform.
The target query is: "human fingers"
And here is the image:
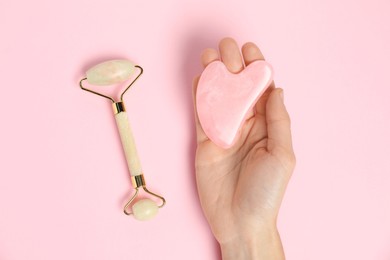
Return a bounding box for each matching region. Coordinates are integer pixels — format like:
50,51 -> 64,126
242,42 -> 264,65
219,37 -> 244,73
265,88 -> 295,161
201,48 -> 219,68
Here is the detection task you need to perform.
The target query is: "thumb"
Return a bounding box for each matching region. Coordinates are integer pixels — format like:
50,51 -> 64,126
266,88 -> 294,154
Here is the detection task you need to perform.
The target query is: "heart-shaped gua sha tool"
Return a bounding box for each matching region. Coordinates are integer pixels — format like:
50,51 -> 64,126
196,60 -> 274,149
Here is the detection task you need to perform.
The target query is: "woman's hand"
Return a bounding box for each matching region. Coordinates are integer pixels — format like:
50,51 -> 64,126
193,38 -> 295,259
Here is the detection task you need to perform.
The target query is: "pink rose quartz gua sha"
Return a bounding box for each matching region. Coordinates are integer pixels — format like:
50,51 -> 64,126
196,60 -> 274,149
80,60 -> 165,221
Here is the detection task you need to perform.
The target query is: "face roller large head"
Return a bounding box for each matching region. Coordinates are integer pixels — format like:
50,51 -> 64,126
79,60 -> 165,221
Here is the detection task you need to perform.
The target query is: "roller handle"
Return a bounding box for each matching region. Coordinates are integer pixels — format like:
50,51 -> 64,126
114,111 -> 142,176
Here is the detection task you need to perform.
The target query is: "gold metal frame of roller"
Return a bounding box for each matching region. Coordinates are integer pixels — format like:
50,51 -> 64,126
79,65 -> 166,215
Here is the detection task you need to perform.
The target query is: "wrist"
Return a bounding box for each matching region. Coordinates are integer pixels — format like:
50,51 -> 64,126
220,224 -> 285,260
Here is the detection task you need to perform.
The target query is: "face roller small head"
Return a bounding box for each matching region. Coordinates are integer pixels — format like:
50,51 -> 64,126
80,59 -> 166,221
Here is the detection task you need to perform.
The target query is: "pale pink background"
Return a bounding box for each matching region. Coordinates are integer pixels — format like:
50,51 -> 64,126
0,0 -> 389,259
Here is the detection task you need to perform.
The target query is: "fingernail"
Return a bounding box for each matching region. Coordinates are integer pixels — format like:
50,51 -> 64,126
279,89 -> 284,102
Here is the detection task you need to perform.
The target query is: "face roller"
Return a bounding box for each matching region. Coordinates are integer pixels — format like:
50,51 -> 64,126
79,60 -> 165,221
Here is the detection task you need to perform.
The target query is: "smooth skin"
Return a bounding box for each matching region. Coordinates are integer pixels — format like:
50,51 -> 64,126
193,38 -> 295,259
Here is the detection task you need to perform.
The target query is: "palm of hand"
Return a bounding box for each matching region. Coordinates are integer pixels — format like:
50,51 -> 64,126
193,39 -> 295,244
